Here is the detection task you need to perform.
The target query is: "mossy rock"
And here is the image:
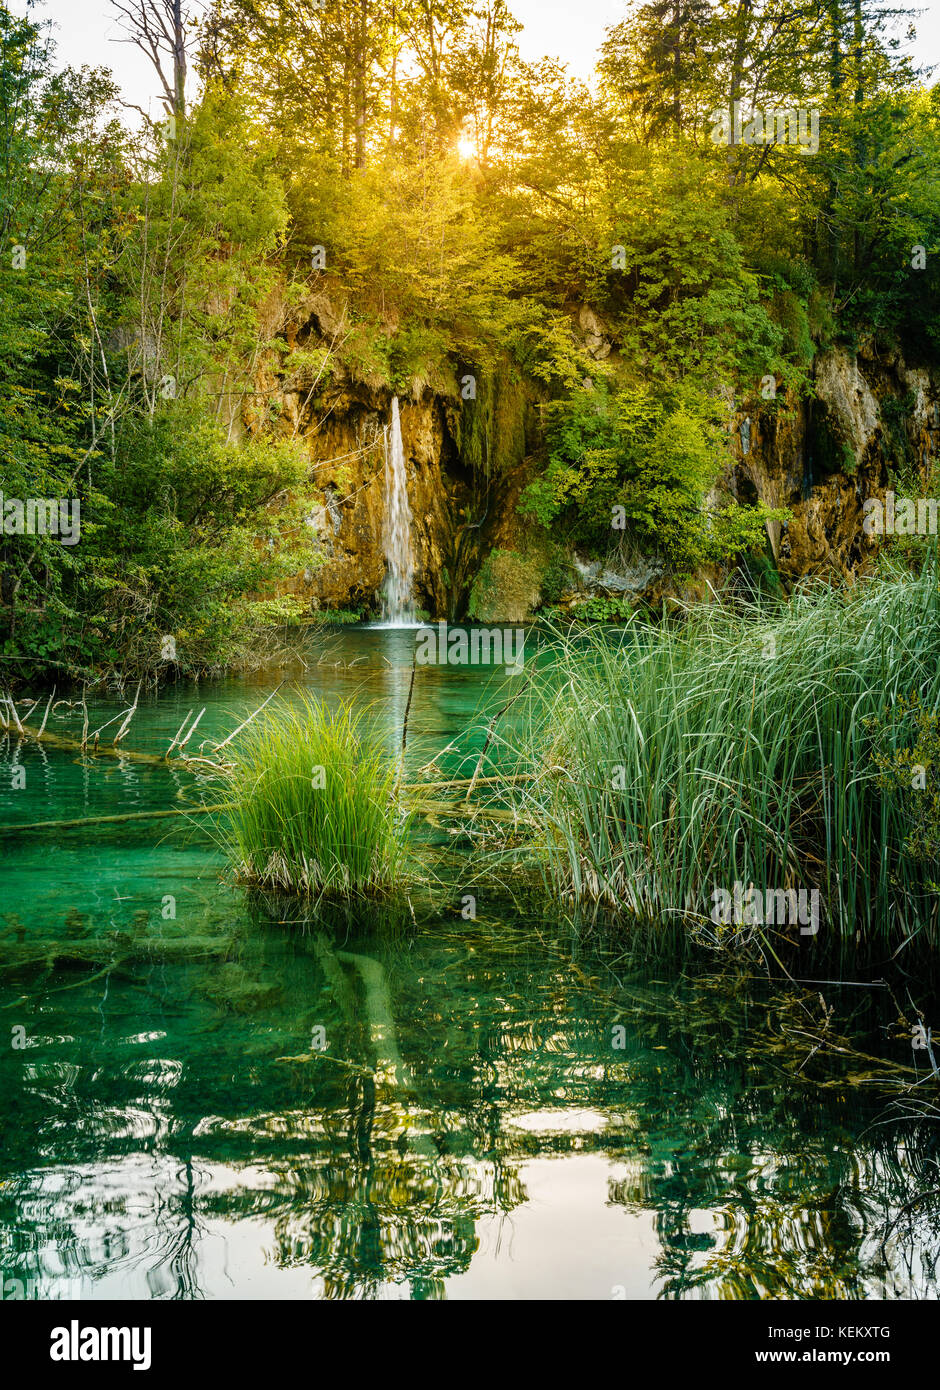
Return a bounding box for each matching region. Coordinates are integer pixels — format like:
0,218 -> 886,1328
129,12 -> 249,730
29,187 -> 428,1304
468,548 -> 542,622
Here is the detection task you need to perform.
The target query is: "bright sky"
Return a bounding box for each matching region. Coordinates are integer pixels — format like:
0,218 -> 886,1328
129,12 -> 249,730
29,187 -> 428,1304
11,0 -> 940,118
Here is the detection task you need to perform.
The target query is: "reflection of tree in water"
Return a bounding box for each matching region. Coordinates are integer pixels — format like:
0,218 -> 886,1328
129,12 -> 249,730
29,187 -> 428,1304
150,1158 -> 203,1299
205,927 -> 533,1299
600,978 -> 940,1300
261,1096 -> 516,1300
636,1134 -> 940,1300
0,1155 -> 209,1300
4,904 -> 940,1299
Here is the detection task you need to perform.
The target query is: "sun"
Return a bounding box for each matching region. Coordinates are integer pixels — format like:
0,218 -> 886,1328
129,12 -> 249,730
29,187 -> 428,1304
457,135 -> 478,162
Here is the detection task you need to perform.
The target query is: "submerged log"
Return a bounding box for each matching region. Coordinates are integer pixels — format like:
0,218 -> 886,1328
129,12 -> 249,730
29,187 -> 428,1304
409,798 -> 536,825
14,721 -> 192,766
1,804 -> 232,833
1,790 -> 525,835
0,934 -> 237,977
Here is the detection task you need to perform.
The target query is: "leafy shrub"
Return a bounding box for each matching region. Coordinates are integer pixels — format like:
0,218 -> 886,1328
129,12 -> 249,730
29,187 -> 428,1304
539,544 -> 575,603
316,607 -> 365,626
88,405 -> 315,676
520,381 -> 786,573
573,594 -> 634,622
250,596 -> 309,626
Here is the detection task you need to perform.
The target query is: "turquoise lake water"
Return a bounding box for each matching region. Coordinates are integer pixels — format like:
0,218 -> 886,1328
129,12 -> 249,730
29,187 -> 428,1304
0,627 -> 936,1299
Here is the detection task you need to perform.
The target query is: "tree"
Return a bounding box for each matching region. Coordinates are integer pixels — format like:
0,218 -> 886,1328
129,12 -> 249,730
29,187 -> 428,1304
599,0 -> 717,143
112,0 -> 193,123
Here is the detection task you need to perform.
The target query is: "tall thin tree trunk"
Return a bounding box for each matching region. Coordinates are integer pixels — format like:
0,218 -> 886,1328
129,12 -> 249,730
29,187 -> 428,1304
852,0 -> 865,277
355,0 -> 368,169
825,0 -> 845,288
389,3 -> 398,149
171,0 -> 186,120
727,0 -> 753,186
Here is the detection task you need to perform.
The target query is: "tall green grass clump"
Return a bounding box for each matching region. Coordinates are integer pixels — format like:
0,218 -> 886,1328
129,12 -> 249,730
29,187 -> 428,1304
504,560 -> 940,950
223,695 -> 410,897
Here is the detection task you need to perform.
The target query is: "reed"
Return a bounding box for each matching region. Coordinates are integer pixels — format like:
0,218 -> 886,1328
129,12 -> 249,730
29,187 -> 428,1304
222,694 -> 410,897
501,560 -> 940,949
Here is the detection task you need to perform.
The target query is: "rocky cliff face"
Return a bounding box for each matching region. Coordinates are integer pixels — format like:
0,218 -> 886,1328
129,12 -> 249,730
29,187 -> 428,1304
575,341 -> 940,609
247,287 -> 940,617
728,343 -> 940,584
251,290 -> 543,619
272,384 -> 454,617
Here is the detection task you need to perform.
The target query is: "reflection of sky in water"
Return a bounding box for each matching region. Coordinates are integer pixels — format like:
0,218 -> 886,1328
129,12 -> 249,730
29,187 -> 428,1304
0,630 -> 938,1300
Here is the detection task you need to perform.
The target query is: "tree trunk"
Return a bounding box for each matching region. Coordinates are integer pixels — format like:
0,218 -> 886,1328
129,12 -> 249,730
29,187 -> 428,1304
726,0 -> 753,187
171,0 -> 186,120
355,0 -> 368,169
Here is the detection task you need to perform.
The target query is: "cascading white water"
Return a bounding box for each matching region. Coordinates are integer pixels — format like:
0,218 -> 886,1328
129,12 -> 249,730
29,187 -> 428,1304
381,396 -> 415,625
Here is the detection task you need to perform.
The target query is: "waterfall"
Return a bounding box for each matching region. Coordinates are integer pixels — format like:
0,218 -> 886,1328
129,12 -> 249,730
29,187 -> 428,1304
381,396 -> 415,624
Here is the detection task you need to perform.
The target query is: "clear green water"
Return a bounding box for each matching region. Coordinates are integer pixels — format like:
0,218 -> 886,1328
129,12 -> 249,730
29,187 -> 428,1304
0,628 -> 936,1300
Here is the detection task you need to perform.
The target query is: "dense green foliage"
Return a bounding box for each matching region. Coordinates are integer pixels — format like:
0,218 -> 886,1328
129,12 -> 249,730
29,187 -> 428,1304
0,9 -> 312,681
520,381 -> 786,571
2,0 -> 940,676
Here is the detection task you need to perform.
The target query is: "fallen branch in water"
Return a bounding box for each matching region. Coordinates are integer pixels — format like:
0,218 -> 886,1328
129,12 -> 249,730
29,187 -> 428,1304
465,679 -> 530,802
2,690 -> 25,733
408,772 -> 533,793
178,707 -> 206,754
1,803 -> 233,833
401,653 -> 417,758
0,932 -> 238,983
112,681 -> 141,746
275,1051 -> 371,1075
166,710 -> 193,759
3,792 -> 528,834
166,706 -> 207,758
88,709 -> 129,743
410,797 -> 536,825
393,657 -> 418,800
14,723 -> 190,766
37,687 -> 54,738
205,681 -> 285,755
